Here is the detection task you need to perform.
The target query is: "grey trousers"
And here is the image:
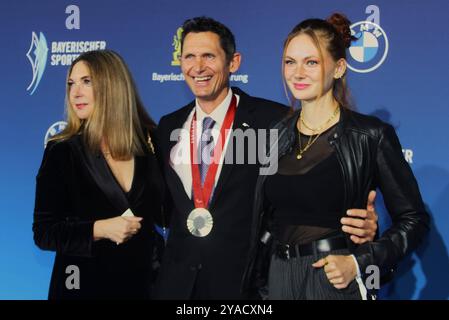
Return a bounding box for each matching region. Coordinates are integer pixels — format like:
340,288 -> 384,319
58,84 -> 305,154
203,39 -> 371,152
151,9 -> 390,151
268,248 -> 366,300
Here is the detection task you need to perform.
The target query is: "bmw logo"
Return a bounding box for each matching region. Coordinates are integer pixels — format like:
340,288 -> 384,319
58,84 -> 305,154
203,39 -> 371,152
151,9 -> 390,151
347,21 -> 389,73
44,121 -> 67,147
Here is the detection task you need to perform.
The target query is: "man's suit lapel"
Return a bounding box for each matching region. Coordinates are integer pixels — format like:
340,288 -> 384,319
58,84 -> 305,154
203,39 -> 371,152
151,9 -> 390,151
164,103 -> 196,215
209,90 -> 256,210
165,165 -> 195,214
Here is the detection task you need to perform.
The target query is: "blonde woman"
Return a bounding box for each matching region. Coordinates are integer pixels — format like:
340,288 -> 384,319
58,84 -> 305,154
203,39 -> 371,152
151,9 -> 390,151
33,50 -> 164,299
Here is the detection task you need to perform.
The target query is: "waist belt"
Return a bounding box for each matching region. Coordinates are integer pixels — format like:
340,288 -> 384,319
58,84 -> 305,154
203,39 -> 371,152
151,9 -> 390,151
275,235 -> 348,260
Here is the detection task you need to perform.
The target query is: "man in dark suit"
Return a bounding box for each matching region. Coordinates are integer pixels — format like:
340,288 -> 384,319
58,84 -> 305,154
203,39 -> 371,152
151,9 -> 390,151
154,17 -> 378,299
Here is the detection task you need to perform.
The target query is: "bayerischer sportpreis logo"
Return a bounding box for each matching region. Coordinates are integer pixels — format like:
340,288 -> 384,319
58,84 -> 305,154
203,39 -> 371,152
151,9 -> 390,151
347,21 -> 389,73
26,31 -> 107,95
151,26 -> 249,84
26,31 -> 49,95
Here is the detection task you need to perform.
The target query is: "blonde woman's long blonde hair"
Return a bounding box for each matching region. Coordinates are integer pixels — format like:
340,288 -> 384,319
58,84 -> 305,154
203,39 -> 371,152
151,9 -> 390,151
52,50 -> 155,160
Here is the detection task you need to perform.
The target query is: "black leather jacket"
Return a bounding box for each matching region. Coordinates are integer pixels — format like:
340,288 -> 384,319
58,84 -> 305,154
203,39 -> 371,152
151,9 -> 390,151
242,108 -> 430,297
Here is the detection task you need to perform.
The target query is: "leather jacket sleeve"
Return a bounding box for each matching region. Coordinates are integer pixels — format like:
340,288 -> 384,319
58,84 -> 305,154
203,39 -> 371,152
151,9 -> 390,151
354,123 -> 430,275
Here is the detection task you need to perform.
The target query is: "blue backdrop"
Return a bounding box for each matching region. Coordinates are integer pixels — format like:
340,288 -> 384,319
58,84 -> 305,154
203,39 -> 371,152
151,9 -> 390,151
1,0 -> 448,299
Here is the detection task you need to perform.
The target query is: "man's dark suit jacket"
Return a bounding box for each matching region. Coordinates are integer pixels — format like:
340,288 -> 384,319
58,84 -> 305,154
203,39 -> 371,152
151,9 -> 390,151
154,87 -> 287,299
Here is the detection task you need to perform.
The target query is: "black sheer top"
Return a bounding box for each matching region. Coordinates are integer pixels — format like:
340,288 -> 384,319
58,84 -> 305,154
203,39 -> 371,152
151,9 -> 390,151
264,123 -> 345,245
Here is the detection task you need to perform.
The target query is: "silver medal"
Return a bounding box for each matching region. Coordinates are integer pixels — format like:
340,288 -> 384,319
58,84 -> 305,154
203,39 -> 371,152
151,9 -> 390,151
187,208 -> 213,237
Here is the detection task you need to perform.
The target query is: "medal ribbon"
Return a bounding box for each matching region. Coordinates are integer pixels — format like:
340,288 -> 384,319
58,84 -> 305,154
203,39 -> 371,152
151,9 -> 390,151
190,94 -> 237,209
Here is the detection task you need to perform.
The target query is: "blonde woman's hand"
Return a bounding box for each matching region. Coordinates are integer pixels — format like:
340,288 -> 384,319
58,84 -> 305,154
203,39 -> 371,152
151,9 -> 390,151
312,255 -> 357,289
94,216 -> 143,244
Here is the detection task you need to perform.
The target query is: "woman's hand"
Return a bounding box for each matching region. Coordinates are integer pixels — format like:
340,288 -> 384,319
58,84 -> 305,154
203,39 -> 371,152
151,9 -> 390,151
341,190 -> 378,244
312,255 -> 357,289
94,216 -> 143,245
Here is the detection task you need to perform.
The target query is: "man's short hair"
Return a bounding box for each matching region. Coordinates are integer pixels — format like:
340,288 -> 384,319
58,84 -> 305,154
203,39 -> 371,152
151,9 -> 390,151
181,16 -> 236,63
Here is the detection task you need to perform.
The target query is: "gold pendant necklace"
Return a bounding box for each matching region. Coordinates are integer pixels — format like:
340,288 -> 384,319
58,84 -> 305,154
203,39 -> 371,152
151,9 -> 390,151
297,131 -> 320,160
296,106 -> 340,160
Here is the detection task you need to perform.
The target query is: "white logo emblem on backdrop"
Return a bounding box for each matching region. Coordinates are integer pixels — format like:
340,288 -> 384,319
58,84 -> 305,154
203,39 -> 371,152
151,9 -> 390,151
347,21 -> 389,73
26,31 -> 49,95
26,30 -> 107,95
44,121 -> 67,147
